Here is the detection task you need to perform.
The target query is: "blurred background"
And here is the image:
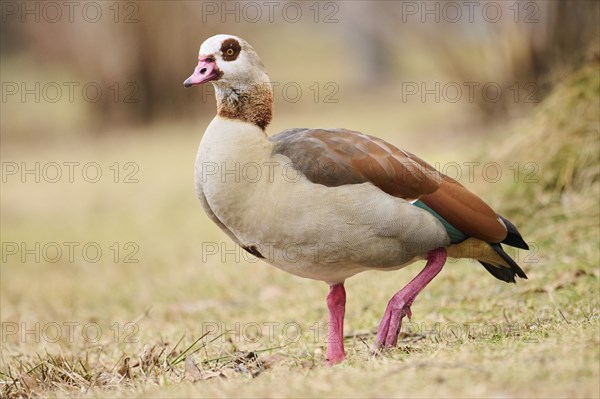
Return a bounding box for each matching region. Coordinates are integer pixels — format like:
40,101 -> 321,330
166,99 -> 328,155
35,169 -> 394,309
2,0 -> 598,139
1,2 -> 599,395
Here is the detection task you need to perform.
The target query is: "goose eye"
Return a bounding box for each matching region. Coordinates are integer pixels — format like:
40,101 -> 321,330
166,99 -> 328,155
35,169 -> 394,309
220,38 -> 241,61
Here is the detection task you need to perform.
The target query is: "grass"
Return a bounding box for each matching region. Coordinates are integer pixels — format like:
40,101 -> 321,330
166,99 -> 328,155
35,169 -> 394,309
1,63 -> 599,398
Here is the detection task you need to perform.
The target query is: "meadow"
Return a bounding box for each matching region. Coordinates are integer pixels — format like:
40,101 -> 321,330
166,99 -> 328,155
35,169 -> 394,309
1,58 -> 598,398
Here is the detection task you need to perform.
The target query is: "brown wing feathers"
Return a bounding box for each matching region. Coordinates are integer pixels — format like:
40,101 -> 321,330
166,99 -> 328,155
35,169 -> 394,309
271,128 -> 506,243
419,176 -> 508,243
271,128 -> 442,200
351,136 -> 442,200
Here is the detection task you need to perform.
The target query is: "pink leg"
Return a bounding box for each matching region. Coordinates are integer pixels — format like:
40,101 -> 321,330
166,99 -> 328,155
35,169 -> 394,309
374,248 -> 447,350
326,283 -> 346,365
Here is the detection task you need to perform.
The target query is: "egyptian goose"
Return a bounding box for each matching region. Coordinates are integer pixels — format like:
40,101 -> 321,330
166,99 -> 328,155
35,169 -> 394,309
184,34 -> 528,364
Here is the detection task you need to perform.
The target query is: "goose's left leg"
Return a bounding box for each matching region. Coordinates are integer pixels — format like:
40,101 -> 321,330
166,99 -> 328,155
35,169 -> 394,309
374,247 -> 447,349
325,283 -> 346,364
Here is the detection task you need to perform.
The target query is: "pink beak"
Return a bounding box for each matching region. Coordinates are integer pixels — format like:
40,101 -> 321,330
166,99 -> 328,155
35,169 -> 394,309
183,57 -> 220,88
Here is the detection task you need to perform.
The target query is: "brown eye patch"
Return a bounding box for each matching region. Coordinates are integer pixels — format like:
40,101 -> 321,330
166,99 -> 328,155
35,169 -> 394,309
220,38 -> 241,61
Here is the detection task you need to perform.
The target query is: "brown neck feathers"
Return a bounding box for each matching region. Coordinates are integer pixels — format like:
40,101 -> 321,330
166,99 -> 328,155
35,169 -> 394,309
216,83 -> 273,131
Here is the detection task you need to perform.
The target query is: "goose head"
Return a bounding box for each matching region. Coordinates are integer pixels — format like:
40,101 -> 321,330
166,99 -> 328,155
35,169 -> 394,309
183,34 -> 269,90
184,34 -> 273,130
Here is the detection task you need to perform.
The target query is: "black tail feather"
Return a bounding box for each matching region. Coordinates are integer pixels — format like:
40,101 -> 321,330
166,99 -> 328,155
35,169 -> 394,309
498,214 -> 529,250
490,243 -> 528,279
479,243 -> 528,283
479,261 -> 517,283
